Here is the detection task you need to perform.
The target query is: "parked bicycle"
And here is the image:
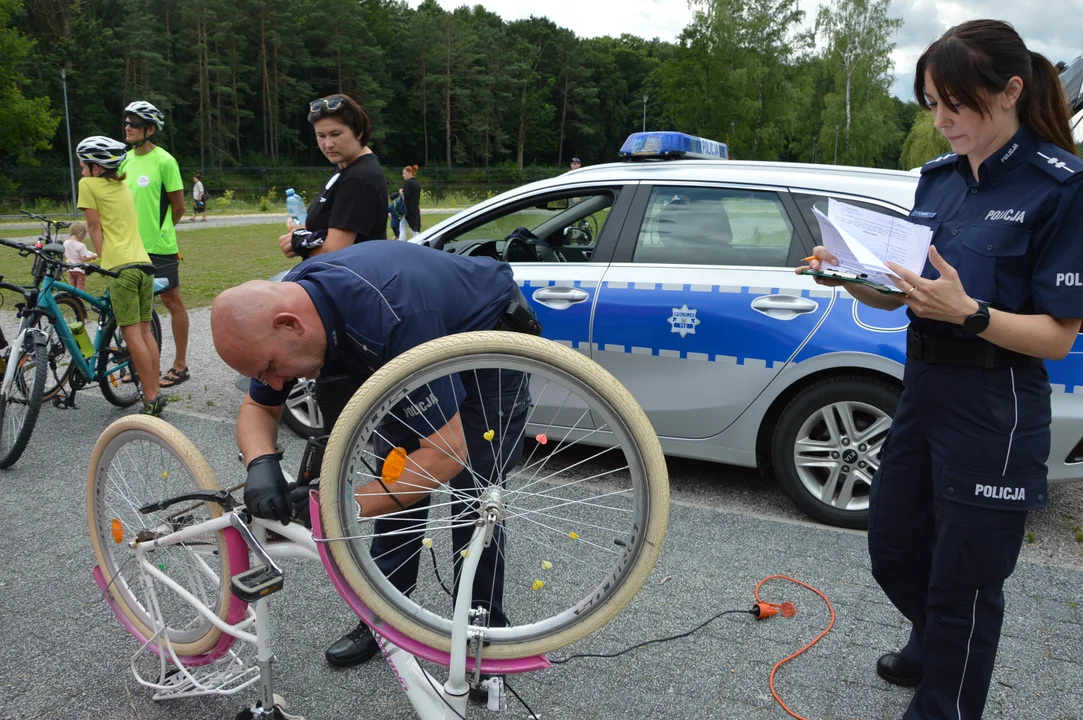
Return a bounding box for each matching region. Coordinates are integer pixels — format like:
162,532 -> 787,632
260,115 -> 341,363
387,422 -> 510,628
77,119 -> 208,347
0,237 -> 162,467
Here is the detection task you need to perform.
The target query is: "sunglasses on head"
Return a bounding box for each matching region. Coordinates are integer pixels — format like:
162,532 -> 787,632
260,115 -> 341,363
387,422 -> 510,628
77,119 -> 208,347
309,97 -> 346,114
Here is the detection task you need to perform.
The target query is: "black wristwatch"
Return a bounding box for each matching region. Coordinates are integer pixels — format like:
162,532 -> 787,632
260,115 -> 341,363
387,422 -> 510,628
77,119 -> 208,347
961,301 -> 991,335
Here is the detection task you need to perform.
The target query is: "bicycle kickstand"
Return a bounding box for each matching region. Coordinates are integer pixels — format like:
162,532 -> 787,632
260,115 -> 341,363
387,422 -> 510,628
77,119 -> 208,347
52,387 -> 77,410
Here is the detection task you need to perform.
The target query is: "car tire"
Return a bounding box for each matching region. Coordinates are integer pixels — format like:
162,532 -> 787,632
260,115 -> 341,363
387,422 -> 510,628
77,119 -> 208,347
283,378 -> 324,438
771,376 -> 899,530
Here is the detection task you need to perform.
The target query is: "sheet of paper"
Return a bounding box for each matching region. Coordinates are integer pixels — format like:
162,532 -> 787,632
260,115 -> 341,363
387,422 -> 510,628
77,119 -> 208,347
810,200 -> 933,288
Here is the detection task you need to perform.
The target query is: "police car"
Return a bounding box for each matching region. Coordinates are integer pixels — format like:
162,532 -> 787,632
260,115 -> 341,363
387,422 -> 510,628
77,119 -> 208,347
386,131 -> 1082,530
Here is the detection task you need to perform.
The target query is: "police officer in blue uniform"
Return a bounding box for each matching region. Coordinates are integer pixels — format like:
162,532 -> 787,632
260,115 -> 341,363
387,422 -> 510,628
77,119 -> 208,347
211,239 -> 541,671
798,20 -> 1083,719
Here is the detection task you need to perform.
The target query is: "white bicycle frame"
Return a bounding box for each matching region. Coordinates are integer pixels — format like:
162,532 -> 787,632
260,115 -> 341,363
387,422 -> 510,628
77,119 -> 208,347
94,490 -> 543,719
0,324 -> 34,398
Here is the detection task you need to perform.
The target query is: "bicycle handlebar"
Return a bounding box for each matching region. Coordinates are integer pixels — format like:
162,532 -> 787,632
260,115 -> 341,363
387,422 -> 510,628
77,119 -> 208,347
18,209 -> 70,230
0,237 -> 119,278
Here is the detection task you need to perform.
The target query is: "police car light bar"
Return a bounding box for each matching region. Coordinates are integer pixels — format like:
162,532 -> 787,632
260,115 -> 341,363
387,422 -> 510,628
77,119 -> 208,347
619,131 -> 729,161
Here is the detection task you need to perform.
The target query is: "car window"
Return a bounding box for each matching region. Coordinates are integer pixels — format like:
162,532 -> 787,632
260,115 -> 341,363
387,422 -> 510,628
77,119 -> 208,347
446,190 -> 617,263
791,193 -> 908,244
633,186 -> 795,267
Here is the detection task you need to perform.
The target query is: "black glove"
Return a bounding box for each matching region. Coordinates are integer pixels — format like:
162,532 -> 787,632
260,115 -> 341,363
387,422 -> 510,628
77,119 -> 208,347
287,481 -> 314,528
244,454 -> 291,524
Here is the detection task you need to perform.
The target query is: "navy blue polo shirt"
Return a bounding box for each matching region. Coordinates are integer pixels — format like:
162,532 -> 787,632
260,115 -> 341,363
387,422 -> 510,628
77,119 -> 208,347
909,125 -> 1083,337
249,240 -> 516,435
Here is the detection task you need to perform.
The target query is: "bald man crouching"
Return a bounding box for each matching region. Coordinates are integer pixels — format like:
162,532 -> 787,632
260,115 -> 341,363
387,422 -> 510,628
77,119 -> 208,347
211,240 -> 541,672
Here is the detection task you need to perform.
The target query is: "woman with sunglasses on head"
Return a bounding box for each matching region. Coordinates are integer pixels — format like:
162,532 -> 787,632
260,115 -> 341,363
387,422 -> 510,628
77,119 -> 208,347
281,95 -> 388,260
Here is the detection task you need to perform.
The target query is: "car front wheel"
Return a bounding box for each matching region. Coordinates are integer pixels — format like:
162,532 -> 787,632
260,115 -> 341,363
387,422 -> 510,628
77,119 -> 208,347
771,377 -> 899,529
283,378 -> 324,438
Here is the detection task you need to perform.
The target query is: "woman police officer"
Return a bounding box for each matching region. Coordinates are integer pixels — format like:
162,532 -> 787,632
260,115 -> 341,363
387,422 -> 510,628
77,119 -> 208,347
797,20 -> 1083,720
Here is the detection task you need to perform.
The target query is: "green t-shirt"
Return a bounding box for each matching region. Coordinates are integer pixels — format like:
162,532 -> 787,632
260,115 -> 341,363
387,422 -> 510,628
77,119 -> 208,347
119,146 -> 184,255
76,177 -> 152,270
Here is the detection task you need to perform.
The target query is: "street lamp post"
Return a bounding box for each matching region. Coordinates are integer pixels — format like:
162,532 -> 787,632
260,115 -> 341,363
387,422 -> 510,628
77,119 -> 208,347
642,94 -> 649,132
833,124 -> 840,164
61,68 -> 77,216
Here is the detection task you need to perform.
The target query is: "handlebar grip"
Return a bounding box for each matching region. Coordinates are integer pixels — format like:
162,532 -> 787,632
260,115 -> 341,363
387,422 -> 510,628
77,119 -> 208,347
84,264 -> 120,279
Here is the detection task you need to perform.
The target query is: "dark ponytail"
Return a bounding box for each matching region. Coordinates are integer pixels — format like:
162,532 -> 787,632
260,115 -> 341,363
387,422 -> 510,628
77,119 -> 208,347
1025,51 -> 1077,154
914,19 -> 1076,156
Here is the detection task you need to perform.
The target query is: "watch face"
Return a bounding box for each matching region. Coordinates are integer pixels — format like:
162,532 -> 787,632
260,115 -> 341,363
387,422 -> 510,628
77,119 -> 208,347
964,307 -> 990,334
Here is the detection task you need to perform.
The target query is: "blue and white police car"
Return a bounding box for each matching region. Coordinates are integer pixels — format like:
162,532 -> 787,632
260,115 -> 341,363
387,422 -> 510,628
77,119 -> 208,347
396,131 -> 1083,530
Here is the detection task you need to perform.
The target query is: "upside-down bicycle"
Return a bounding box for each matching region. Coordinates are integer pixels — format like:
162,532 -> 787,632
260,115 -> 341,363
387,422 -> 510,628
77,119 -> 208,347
89,331 -> 670,718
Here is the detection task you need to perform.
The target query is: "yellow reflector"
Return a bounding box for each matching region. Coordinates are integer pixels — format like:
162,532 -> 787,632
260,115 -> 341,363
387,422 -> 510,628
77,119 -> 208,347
382,447 -> 408,485
111,518 -> 124,545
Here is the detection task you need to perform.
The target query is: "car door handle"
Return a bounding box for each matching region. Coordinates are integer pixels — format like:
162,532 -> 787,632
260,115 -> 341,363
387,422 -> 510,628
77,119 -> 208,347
533,286 -> 589,310
751,295 -> 819,320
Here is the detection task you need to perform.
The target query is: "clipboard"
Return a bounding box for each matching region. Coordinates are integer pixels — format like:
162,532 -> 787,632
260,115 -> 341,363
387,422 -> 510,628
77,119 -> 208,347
799,268 -> 903,295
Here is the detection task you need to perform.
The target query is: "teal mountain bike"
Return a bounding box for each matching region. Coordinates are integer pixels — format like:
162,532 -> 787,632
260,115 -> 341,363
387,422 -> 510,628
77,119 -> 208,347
0,238 -> 162,468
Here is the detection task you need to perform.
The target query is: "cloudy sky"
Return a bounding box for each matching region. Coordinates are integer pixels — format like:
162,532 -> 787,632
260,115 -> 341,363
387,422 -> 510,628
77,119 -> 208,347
410,0 -> 1083,101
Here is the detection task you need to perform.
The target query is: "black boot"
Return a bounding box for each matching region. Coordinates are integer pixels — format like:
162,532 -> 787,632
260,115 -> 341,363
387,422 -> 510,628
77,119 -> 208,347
876,652 -> 923,687
325,621 -> 379,667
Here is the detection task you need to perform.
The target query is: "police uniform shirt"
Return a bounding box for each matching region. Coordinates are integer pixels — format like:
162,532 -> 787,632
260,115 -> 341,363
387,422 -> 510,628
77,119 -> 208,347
249,240 -> 516,437
304,153 -> 388,242
909,124 -> 1083,337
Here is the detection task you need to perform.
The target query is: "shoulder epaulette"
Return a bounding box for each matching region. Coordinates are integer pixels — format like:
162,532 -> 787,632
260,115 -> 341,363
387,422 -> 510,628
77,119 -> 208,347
1029,147 -> 1083,184
920,152 -> 957,174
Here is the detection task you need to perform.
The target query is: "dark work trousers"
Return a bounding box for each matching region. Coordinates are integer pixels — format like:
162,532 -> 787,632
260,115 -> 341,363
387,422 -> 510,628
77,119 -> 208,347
315,368 -> 531,628
867,358 -> 1051,720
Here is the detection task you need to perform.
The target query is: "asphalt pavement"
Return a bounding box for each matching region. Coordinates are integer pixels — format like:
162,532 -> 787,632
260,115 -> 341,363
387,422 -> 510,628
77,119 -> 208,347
0,307 -> 1080,720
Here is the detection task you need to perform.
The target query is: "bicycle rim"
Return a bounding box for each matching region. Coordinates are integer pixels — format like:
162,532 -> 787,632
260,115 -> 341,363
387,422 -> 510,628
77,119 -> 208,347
320,332 -> 669,659
87,416 -> 235,656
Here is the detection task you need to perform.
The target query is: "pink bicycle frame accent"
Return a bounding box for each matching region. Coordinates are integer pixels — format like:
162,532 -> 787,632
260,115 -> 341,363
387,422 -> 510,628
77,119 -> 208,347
309,490 -> 551,675
92,525 -> 251,667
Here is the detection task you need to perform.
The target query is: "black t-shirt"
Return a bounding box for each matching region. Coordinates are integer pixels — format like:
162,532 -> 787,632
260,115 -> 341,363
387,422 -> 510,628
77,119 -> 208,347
402,177 -> 422,231
305,153 -> 388,241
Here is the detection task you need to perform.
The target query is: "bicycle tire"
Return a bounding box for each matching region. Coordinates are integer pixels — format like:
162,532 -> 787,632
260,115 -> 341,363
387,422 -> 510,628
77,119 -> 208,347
41,293 -> 86,400
96,312 -> 163,408
319,331 -> 670,659
87,415 -> 237,656
0,332 -> 47,469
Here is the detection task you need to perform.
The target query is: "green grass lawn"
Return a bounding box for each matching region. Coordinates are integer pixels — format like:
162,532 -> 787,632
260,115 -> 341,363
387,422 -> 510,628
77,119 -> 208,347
0,217 -> 473,312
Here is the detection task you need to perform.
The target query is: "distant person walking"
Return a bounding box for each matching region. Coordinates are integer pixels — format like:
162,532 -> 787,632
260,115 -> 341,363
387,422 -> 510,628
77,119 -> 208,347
120,100 -> 192,390
280,94 -> 387,260
397,165 -> 421,241
191,174 -> 207,222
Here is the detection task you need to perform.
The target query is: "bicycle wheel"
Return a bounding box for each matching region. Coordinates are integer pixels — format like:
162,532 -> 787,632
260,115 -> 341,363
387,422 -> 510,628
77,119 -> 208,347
87,415 -> 238,656
0,329 -> 47,469
97,312 -> 163,408
319,331 -> 669,659
40,293 -> 86,400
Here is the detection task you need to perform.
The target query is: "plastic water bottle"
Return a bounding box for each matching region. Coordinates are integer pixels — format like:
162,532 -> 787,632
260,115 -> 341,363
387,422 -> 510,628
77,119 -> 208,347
69,320 -> 96,358
285,188 -> 306,225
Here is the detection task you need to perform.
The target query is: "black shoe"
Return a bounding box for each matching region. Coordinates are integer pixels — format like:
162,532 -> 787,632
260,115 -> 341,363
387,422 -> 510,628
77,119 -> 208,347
325,622 -> 379,667
876,652 -> 923,687
469,675 -> 504,704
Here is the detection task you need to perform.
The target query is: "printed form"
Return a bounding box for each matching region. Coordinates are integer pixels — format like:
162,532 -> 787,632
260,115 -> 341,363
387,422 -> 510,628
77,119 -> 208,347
810,199 -> 933,293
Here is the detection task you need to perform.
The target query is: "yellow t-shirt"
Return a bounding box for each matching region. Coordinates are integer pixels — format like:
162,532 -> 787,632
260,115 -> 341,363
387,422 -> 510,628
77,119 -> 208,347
76,177 -> 152,270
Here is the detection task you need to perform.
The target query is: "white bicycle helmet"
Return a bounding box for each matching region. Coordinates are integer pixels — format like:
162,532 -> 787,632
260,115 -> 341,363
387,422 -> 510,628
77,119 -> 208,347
76,136 -> 128,170
124,100 -> 165,129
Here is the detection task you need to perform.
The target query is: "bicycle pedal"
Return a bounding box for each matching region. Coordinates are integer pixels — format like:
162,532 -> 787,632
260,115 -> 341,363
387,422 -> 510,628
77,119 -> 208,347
230,564 -> 284,603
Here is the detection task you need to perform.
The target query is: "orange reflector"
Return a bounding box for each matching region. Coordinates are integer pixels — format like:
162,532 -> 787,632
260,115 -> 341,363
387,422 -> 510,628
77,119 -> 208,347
111,518 -> 124,544
382,447 -> 408,485
110,375 -> 118,388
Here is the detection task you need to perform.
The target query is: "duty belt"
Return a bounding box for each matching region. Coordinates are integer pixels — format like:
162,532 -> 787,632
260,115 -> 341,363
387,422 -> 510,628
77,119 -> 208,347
496,284 -> 543,336
906,327 -> 1042,369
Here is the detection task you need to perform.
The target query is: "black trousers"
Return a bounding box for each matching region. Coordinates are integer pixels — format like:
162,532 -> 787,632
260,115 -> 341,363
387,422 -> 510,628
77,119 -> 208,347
868,359 -> 1050,719
315,367 -> 530,627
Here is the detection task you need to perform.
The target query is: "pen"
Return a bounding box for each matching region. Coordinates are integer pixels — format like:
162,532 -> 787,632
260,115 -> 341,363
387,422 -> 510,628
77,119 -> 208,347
801,256 -> 817,262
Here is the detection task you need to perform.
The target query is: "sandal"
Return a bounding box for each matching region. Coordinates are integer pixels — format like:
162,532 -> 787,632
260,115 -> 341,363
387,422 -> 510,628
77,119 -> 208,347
160,367 -> 190,388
